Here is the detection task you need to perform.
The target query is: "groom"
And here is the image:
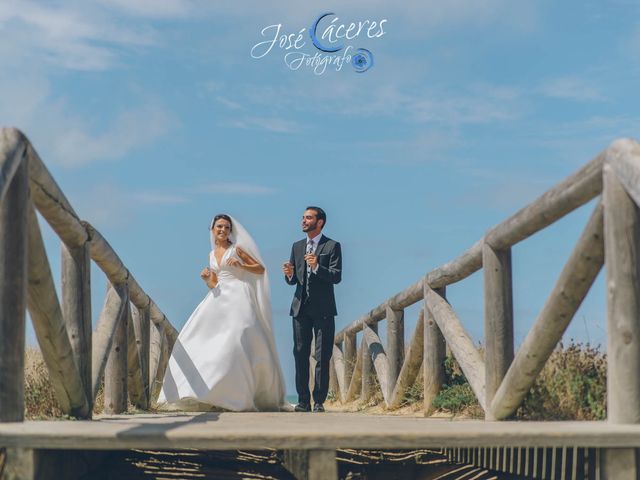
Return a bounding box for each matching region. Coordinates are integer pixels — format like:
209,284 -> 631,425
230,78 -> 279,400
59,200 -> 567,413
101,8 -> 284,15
283,206 -> 342,412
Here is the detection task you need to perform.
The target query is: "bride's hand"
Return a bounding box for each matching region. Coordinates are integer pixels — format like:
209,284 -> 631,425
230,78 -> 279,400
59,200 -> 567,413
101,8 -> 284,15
227,257 -> 243,268
200,267 -> 211,279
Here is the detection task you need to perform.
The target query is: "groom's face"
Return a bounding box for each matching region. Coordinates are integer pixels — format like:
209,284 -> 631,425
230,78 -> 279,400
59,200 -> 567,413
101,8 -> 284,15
302,210 -> 318,232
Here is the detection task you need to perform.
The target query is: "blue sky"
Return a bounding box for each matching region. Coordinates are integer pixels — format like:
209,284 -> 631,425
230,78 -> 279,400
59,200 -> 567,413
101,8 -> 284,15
2,0 -> 639,393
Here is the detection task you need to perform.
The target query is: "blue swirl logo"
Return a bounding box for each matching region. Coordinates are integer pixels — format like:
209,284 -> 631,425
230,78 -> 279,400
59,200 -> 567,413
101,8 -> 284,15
352,48 -> 374,73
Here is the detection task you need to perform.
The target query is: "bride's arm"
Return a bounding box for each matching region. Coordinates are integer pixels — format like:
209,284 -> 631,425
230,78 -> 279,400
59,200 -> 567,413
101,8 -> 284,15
230,247 -> 265,274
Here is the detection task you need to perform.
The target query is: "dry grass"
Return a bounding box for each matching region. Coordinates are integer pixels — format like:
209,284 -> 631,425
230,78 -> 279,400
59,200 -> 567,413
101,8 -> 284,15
24,347 -> 105,419
329,342 -> 607,420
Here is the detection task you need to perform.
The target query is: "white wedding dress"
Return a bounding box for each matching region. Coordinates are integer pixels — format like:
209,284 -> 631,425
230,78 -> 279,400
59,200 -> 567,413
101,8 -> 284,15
157,218 -> 286,411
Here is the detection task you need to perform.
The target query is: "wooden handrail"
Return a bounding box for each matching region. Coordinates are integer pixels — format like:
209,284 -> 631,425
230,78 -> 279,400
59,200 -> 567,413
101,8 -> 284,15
330,138 -> 640,434
0,128 -> 178,420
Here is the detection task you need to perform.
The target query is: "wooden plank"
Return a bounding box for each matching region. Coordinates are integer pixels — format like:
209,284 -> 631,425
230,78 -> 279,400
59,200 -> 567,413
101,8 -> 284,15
0,157 -> 28,422
424,287 -> 446,414
343,333 -> 357,390
386,305 -> 404,391
149,330 -> 167,404
148,322 -> 163,402
363,325 -> 391,404
605,138 -> 640,208
604,164 -> 640,424
26,143 -> 88,248
490,202 -> 604,420
4,415 -> 640,451
486,150 -> 604,249
131,305 -> 150,409
331,344 -> 346,402
361,322 -> 376,402
61,241 -> 92,415
0,128 -> 26,203
483,243 -> 513,417
25,202 -> 90,418
127,303 -> 149,410
2,448 -> 35,480
389,310 -> 424,409
603,449 -> 636,480
104,296 -> 129,414
425,285 -> 486,411
345,342 -> 363,402
92,283 -> 129,401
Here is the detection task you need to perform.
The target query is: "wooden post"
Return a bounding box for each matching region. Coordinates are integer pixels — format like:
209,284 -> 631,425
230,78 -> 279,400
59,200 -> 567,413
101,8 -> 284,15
283,450 -> 337,480
61,241 -> 92,415
603,163 -> 640,477
423,285 -> 446,415
127,304 -> 149,410
604,163 -> 640,423
389,309 -> 424,409
386,304 -> 404,391
483,243 -> 513,419
130,305 -> 150,409
104,285 -> 129,414
0,158 -> 28,422
361,320 -> 377,402
343,332 -> 357,391
148,322 -> 164,403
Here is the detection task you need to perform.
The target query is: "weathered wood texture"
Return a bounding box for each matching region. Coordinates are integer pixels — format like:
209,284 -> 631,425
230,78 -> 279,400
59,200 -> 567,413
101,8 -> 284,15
149,328 -> 167,403
104,294 -> 129,414
131,305 -> 151,408
343,332 -> 357,389
0,157 -> 28,422
25,202 -> 90,418
602,448 -> 636,480
361,322 -> 377,402
483,244 -> 513,416
331,345 -> 347,402
363,325 -> 391,403
345,342 -> 363,402
425,285 -> 486,411
61,242 -> 92,413
485,150 -> 604,249
92,283 -> 129,400
284,449 -> 337,480
605,138 -> 640,207
604,164 -> 640,425
389,309 -> 424,409
386,305 -> 404,390
5,414 -> 640,450
0,128 -> 26,202
490,202 -> 604,420
423,286 -> 446,414
128,304 -> 149,409
1,448 -> 35,480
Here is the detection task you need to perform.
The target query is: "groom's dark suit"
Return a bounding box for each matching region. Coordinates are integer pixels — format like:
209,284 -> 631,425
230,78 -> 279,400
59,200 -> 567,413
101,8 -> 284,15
286,234 -> 342,406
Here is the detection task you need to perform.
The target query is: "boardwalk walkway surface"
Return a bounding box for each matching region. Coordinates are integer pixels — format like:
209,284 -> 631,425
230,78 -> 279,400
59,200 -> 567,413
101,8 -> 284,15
1,412 -> 639,451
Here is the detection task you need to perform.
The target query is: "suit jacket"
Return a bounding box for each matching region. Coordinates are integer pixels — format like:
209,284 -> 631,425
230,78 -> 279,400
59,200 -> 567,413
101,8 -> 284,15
285,235 -> 342,317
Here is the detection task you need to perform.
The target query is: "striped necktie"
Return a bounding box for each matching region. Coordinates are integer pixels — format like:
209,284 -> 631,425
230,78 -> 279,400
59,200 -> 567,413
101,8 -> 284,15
305,240 -> 314,297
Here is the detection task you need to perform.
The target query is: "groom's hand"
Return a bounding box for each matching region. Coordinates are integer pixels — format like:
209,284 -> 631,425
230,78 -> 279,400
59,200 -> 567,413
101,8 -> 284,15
304,253 -> 318,270
283,262 -> 294,277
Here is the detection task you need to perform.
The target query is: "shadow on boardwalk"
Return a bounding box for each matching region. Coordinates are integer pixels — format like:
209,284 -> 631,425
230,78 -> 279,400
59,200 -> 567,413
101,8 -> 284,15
83,448 -> 528,479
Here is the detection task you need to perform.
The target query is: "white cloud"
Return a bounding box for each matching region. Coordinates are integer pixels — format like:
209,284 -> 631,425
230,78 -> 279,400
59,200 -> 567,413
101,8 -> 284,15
197,183 -> 277,195
131,192 -> 189,205
223,116 -> 300,134
539,76 -> 605,102
0,0 -> 155,71
98,0 -> 195,19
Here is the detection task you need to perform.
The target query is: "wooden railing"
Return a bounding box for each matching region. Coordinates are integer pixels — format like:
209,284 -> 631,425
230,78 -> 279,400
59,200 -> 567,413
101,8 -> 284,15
330,139 -> 640,459
0,128 -> 178,421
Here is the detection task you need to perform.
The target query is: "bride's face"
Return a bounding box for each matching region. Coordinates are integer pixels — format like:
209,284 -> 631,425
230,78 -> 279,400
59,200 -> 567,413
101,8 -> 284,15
212,219 -> 232,243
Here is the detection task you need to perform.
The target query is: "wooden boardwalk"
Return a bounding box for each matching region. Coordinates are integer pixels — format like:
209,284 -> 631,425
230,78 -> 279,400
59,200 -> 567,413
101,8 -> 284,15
1,412 -> 640,451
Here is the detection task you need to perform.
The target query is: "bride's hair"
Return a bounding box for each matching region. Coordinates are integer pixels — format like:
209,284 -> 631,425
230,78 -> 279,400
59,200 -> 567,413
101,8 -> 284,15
211,214 -> 233,232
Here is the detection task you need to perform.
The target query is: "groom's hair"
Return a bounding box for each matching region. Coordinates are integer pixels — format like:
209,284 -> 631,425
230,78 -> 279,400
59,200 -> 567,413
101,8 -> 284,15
306,206 -> 326,229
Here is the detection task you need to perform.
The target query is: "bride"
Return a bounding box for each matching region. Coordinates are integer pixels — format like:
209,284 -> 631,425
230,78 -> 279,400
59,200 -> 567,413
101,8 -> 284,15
157,214 -> 286,411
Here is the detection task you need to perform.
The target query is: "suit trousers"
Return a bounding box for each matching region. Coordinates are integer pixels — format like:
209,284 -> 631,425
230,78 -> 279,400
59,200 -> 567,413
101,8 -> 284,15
292,309 -> 335,405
